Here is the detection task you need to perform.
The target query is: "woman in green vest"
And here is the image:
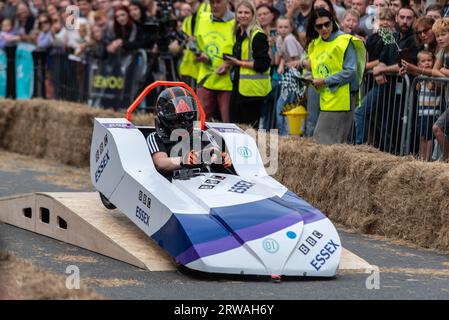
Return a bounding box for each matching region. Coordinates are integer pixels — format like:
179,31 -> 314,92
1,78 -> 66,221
223,0 -> 271,126
302,8 -> 366,144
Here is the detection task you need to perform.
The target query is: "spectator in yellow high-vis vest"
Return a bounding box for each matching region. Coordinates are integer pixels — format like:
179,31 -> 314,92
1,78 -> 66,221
196,0 -> 235,122
179,0 -> 211,87
223,0 -> 271,126
303,8 -> 366,144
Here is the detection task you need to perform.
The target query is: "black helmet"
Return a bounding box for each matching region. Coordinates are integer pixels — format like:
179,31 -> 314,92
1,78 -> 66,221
155,87 -> 199,144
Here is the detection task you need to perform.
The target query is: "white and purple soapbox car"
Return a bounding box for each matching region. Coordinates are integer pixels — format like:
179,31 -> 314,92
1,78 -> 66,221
90,81 -> 341,279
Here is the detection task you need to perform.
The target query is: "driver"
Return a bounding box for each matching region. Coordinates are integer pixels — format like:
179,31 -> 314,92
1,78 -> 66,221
147,87 -> 232,177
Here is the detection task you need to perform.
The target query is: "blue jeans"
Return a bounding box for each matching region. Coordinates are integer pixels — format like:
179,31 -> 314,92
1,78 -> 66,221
355,85 -> 382,144
259,78 -> 280,129
275,92 -> 296,136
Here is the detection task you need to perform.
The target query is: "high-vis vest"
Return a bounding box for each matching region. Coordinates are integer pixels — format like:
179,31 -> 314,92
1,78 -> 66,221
196,13 -> 235,91
308,33 -> 366,112
197,1 -> 210,20
179,2 -> 211,79
179,16 -> 199,79
238,27 -> 271,97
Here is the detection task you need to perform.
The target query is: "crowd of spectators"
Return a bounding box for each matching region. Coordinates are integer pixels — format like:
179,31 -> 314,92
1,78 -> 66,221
1,0 -> 449,160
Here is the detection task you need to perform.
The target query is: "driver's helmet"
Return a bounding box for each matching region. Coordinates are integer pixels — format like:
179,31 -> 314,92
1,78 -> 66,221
155,87 -> 199,144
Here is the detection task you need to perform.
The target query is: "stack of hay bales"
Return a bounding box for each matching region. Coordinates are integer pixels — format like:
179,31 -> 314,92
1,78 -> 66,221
275,137 -> 449,251
0,99 -> 153,167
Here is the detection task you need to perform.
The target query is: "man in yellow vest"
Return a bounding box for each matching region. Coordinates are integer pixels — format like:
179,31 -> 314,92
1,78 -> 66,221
179,0 -> 210,87
195,0 -> 235,122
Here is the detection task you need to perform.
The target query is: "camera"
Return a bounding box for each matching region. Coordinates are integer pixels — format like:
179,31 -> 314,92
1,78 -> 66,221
143,0 -> 177,54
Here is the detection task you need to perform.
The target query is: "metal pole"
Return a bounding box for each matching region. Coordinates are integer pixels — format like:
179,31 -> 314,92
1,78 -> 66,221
32,49 -> 47,98
5,44 -> 17,99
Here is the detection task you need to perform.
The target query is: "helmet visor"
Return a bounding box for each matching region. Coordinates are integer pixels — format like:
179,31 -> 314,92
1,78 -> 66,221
170,96 -> 198,115
163,96 -> 199,129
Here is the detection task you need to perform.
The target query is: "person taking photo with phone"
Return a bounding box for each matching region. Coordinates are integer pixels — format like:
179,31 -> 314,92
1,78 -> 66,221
223,0 -> 271,126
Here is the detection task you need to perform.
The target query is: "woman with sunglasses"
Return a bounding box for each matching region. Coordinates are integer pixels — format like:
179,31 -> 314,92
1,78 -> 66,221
36,13 -> 53,50
302,8 -> 366,144
401,16 -> 439,76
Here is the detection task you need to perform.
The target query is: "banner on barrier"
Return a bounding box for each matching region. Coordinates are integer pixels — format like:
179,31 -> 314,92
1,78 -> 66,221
88,52 -> 144,110
0,49 -> 6,98
15,42 -> 35,99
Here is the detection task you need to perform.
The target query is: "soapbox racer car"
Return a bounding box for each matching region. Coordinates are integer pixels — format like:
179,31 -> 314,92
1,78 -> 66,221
90,81 -> 341,278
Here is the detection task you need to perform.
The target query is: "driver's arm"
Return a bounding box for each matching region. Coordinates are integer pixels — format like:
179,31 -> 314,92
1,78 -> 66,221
151,152 -> 183,173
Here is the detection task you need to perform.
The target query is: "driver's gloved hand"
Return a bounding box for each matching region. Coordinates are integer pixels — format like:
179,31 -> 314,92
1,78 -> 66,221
221,152 -> 232,168
207,147 -> 232,168
181,150 -> 200,167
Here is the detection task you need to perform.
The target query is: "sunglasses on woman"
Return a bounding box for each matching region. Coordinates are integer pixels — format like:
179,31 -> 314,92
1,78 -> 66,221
415,27 -> 431,36
314,21 -> 332,30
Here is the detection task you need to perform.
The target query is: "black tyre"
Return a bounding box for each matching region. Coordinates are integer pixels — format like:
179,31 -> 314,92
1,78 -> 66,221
99,192 -> 116,210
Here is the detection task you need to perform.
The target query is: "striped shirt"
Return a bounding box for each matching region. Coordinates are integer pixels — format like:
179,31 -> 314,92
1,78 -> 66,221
147,131 -> 220,156
418,82 -> 441,116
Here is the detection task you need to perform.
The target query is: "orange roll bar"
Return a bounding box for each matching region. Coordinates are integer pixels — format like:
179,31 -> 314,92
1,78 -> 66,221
126,81 -> 206,130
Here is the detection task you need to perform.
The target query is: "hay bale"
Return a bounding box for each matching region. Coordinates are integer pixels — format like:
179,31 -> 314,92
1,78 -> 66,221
0,99 -> 153,167
275,139 -> 404,229
375,162 -> 449,249
275,137 -> 449,252
0,250 -> 102,299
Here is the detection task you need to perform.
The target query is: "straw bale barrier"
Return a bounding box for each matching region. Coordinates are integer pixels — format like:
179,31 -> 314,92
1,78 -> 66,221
0,99 -> 152,167
274,138 -> 449,251
1,99 -> 449,251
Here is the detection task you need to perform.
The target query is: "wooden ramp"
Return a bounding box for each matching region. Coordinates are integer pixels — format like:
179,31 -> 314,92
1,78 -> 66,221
0,192 -> 174,271
0,192 -> 373,274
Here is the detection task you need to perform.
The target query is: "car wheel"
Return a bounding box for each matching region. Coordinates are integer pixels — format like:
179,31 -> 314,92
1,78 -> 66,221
99,192 -> 116,210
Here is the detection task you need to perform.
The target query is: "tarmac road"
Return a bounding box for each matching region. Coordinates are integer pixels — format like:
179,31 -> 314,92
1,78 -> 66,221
1,150 -> 449,300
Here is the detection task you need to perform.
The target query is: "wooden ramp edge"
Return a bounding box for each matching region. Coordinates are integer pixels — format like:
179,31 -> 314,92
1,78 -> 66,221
0,192 -> 175,271
0,192 -> 373,274
339,248 -> 374,274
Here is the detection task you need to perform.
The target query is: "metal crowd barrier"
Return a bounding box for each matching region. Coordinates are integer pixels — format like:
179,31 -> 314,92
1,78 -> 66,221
262,70 -> 415,157
48,49 -> 151,110
352,70 -> 410,155
1,43 -> 183,111
405,75 -> 449,161
48,49 -> 89,102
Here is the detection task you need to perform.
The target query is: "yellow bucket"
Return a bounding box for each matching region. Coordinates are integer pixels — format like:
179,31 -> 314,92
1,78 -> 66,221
283,105 -> 308,136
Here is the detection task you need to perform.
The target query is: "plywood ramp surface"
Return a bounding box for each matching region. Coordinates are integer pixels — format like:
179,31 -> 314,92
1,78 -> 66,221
339,248 -> 373,273
0,192 -> 373,274
0,192 -> 175,271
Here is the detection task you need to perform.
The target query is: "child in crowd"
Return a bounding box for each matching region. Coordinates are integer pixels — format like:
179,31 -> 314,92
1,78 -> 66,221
341,9 -> 360,35
0,18 -> 20,49
431,18 -> 449,161
74,22 -> 91,56
87,24 -> 107,59
415,50 -> 441,161
274,16 -> 305,136
341,9 -> 367,42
